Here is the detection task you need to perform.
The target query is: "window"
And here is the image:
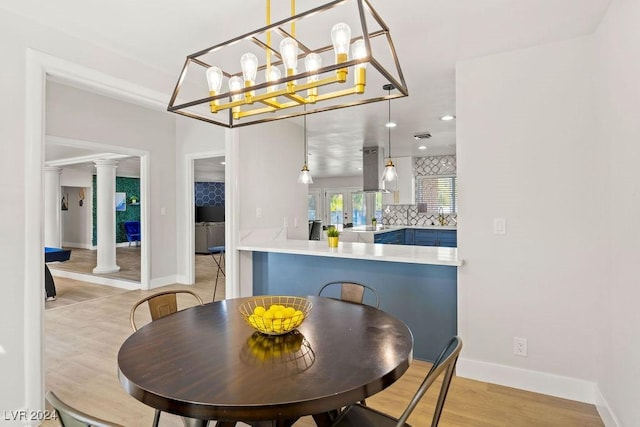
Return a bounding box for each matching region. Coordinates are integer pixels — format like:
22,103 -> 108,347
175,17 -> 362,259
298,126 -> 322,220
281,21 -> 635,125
327,193 -> 344,226
307,194 -> 317,220
351,192 -> 365,226
307,189 -> 321,221
416,175 -> 458,214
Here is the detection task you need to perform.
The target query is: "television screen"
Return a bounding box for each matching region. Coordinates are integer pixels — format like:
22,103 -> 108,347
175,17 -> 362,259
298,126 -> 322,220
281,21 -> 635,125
196,206 -> 225,222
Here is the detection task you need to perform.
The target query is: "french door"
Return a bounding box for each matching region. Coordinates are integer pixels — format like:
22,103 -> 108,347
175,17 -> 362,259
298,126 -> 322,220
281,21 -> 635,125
324,188 -> 370,227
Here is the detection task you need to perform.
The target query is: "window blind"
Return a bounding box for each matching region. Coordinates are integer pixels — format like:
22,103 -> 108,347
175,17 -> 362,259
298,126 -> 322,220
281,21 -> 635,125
416,176 -> 458,213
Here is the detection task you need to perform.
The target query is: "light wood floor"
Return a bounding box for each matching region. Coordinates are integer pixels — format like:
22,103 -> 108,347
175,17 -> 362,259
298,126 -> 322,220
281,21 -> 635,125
41,254 -> 602,427
47,246 -> 142,282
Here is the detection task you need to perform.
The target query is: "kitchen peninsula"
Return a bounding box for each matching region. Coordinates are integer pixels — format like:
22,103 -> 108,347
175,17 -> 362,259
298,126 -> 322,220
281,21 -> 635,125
238,237 -> 462,361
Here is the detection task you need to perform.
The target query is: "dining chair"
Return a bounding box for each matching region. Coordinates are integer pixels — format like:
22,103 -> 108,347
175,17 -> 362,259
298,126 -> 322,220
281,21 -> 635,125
46,390 -> 125,427
330,336 -> 463,427
130,290 -> 205,427
130,289 -> 205,331
318,281 -> 380,309
309,220 -> 322,240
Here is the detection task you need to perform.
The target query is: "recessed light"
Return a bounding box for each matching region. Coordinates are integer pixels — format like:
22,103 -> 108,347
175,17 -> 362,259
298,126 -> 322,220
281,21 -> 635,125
418,145 -> 427,150
385,122 -> 397,128
440,115 -> 455,121
220,161 -> 226,165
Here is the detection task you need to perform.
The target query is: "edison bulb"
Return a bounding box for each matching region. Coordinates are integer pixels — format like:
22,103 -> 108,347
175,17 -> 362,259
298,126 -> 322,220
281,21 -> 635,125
206,66 -> 223,92
330,23 -> 351,56
228,76 -> 244,101
240,53 -> 258,83
279,38 -> 299,72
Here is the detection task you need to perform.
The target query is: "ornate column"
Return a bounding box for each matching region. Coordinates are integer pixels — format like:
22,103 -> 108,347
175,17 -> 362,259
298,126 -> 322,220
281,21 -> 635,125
44,166 -> 62,248
93,160 -> 120,274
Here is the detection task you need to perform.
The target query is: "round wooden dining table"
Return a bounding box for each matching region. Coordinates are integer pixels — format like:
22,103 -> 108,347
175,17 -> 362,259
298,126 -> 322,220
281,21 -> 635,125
118,296 -> 413,427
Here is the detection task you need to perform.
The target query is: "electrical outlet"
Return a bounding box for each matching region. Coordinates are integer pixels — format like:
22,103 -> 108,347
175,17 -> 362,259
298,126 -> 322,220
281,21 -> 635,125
514,337 -> 528,357
256,207 -> 262,218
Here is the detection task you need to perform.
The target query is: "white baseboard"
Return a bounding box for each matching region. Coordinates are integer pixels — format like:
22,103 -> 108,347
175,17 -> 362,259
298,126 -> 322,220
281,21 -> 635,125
149,275 -> 178,289
116,241 -> 138,248
457,357 -> 598,404
49,269 -> 139,290
594,387 -> 621,427
175,274 -> 190,285
61,242 -> 92,249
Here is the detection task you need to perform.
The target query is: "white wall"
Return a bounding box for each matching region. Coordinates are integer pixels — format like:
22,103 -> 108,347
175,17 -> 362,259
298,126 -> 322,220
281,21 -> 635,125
595,0 -> 640,425
59,168 -> 93,248
0,6 -> 175,418
175,116 -> 225,283
238,121 -> 308,241
61,185 -> 91,248
60,167 -> 93,188
309,175 -> 362,190
46,81 -> 177,281
456,35 -> 606,401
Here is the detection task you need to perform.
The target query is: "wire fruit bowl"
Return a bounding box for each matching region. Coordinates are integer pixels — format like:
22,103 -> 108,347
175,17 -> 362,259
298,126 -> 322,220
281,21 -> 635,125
239,296 -> 312,335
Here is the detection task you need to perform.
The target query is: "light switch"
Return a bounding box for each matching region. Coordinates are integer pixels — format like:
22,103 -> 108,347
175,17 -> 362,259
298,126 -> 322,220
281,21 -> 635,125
493,217 -> 506,235
160,207 -> 167,216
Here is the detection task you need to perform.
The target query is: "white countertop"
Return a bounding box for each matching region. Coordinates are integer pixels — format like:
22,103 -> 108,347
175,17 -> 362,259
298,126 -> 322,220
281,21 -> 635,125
237,239 -> 463,267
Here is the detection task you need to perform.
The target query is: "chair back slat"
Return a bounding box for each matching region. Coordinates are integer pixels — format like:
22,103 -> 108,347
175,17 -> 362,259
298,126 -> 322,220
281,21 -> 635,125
341,282 -> 366,304
130,290 -> 204,331
318,281 -> 380,308
148,293 -> 178,321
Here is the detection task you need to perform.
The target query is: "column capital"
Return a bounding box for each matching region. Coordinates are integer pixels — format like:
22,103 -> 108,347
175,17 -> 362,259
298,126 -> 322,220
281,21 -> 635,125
44,166 -> 62,174
94,159 -> 119,168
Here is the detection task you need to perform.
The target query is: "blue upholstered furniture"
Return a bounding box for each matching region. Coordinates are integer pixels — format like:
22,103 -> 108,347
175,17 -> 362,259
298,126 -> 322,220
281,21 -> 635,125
44,247 -> 72,301
123,221 -> 141,246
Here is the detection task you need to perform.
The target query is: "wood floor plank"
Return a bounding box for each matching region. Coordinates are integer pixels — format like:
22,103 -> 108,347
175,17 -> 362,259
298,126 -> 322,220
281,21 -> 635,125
41,254 -> 602,427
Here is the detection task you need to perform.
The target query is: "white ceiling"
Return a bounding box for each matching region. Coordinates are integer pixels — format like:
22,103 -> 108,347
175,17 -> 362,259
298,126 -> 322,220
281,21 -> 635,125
9,0 -> 612,178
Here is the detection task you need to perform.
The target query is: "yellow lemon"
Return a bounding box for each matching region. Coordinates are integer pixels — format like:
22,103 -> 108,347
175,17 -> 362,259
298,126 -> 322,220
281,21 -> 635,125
283,307 -> 296,317
253,306 -> 266,316
262,310 -> 274,320
274,310 -> 285,319
272,318 -> 283,333
292,310 -> 305,327
282,318 -> 292,331
262,317 -> 273,328
248,314 -> 260,328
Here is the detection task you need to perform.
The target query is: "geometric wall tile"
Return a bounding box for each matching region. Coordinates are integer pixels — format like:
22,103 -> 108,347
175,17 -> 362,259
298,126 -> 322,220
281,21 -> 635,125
195,182 -> 225,206
382,155 -> 457,227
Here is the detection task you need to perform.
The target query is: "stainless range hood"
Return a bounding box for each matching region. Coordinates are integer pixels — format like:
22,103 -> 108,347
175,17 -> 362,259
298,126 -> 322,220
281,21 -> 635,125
362,146 -> 388,193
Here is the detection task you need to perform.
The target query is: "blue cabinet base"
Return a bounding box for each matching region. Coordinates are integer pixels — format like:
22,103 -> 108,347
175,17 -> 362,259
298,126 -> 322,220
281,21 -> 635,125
252,252 -> 457,362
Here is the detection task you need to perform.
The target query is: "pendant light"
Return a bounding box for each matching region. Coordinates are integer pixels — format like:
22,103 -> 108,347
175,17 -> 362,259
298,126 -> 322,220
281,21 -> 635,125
298,106 -> 313,184
381,84 -> 398,189
167,0 -> 409,128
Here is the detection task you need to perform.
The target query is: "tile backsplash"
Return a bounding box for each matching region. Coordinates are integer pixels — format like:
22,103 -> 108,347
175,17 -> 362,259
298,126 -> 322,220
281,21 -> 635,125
382,155 -> 458,227
382,205 -> 457,227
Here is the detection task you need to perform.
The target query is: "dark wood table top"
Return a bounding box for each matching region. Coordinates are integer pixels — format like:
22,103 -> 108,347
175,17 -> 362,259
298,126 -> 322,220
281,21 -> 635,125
117,296 -> 413,425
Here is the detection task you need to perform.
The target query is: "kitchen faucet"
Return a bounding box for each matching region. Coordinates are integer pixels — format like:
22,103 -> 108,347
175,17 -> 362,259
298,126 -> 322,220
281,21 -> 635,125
438,207 -> 447,226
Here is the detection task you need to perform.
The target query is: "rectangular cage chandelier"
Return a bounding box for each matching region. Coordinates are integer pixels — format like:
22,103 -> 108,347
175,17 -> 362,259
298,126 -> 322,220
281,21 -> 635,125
167,0 -> 408,128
